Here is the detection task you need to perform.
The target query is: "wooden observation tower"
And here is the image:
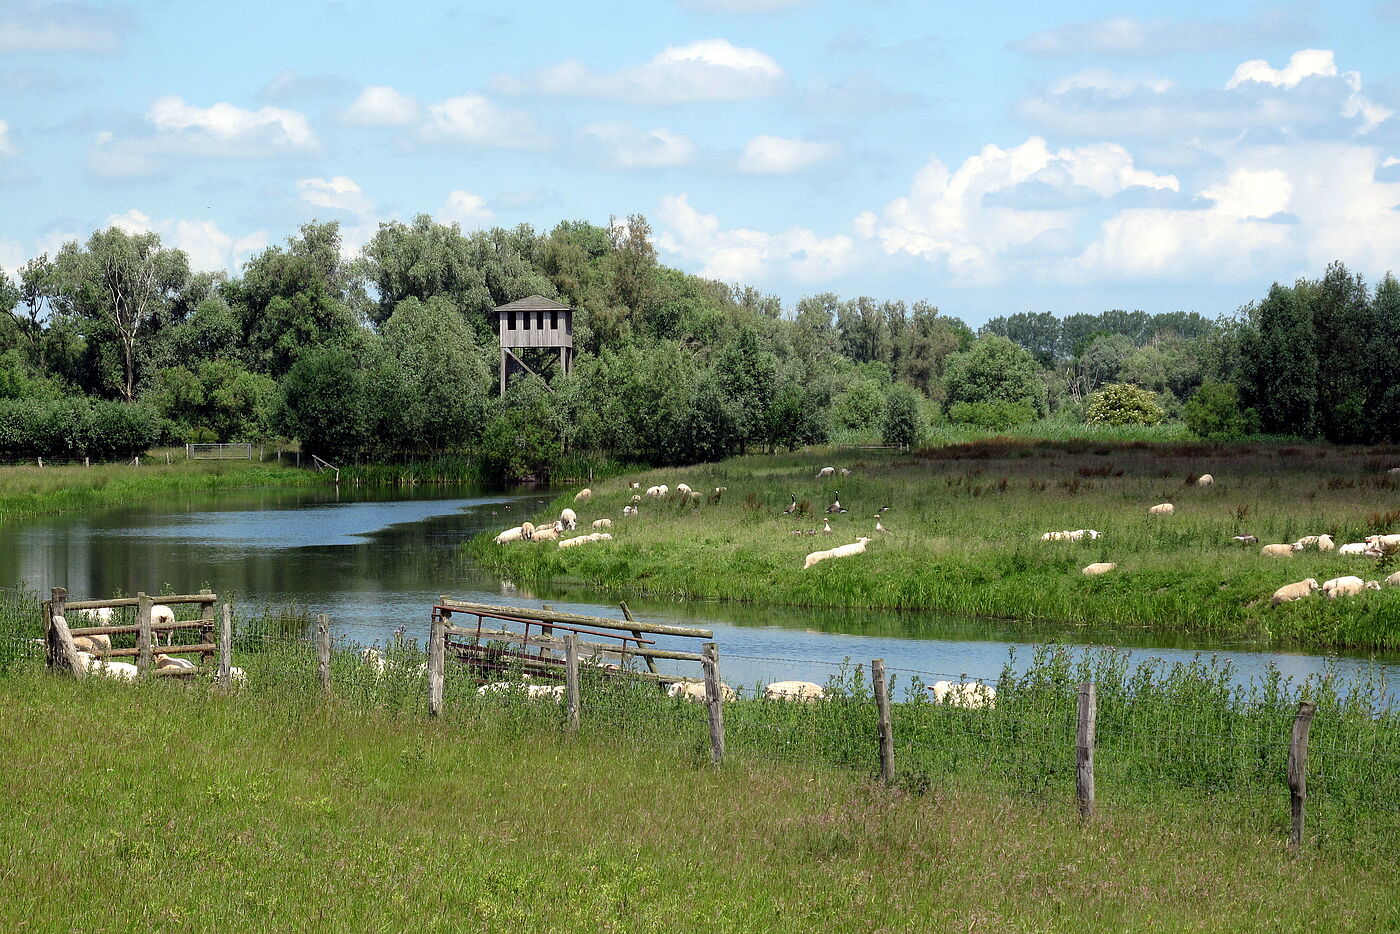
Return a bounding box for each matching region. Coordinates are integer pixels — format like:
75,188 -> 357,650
494,295 -> 573,395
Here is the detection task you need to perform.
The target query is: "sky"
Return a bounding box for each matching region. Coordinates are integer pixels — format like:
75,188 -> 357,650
1,0 -> 1399,326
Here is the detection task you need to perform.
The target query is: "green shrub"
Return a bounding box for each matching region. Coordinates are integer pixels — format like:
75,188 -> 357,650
1084,383 -> 1165,427
1183,382 -> 1261,440
881,384 -> 924,447
946,400 -> 1035,430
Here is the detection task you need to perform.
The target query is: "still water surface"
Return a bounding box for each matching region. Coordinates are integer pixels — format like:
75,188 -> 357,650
6,484 -> 1398,697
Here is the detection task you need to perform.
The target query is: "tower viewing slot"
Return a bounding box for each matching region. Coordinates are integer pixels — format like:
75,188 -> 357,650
495,295 -> 573,395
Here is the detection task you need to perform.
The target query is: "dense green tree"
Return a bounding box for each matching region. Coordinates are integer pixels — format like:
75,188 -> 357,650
278,342 -> 371,459
714,326 -> 777,453
943,335 -> 1047,416
1242,283 -> 1317,437
981,311 -> 1061,365
882,383 -> 924,447
1183,382 -> 1258,440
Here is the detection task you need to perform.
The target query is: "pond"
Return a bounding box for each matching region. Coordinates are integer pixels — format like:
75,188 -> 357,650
6,484 -> 1397,698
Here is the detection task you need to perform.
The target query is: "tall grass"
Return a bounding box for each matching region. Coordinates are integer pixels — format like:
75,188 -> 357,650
3,652 -> 1399,930
470,437 -> 1400,650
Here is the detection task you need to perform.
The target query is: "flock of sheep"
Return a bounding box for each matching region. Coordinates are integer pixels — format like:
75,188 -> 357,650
1037,470 -> 1400,608
492,483 -> 726,549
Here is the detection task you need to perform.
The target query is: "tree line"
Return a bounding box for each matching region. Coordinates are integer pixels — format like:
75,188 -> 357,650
1,213 -> 1397,475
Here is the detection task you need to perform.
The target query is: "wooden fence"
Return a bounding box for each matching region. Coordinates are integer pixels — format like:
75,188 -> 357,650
44,586 -> 234,685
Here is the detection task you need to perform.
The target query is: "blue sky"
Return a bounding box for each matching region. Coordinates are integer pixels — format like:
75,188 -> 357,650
2,0 -> 1399,325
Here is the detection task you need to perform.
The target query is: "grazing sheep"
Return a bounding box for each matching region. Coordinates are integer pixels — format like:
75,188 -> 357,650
622,505 -> 638,517
1148,503 -> 1175,516
630,494 -> 642,504
1293,535 -> 1320,550
151,604 -> 175,626
1366,534 -> 1400,554
521,521 -> 536,541
1232,535 -> 1259,545
574,488 -> 592,505
1323,576 -> 1382,599
559,508 -> 578,531
629,482 -> 641,489
765,680 -> 826,702
929,681 -> 997,708
675,483 -> 692,497
531,523 -> 562,542
494,525 -> 527,544
658,484 -> 669,497
1196,474 -> 1214,486
1082,562 -> 1117,576
645,485 -> 662,498
1338,543 -> 1384,557
1317,534 -> 1335,552
361,647 -> 387,674
817,466 -> 836,479
668,680 -> 737,703
1271,579 -> 1319,605
839,467 -> 851,477
592,518 -> 613,530
1385,571 -> 1400,587
1260,544 -> 1295,557
76,607 -> 114,625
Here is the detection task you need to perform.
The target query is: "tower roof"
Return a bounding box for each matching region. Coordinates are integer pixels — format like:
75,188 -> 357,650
494,295 -> 571,313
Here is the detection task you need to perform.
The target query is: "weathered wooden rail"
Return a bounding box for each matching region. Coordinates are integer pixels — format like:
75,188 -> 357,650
45,586 -> 234,685
426,597 -> 727,761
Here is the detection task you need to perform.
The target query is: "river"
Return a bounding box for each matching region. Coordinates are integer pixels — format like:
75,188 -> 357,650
7,484 -> 1398,699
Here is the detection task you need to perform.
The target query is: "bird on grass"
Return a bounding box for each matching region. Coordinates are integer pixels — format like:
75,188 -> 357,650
782,494 -> 798,515
825,492 -> 846,514
874,515 -> 889,533
822,518 -> 833,534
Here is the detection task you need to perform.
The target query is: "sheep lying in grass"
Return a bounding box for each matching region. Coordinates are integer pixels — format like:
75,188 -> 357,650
1271,579 -> 1319,605
1148,503 -> 1175,516
1082,563 -> 1117,576
1386,571 -> 1400,587
1366,534 -> 1400,554
72,633 -> 112,653
494,525 -> 528,544
559,508 -> 578,531
1041,529 -> 1101,542
477,681 -> 565,701
76,607 -> 113,625
1337,543 -> 1384,557
668,680 -> 736,702
574,488 -> 592,505
1260,544 -> 1295,557
803,537 -> 871,570
765,680 -> 825,701
622,505 -> 638,517
75,651 -> 138,681
1196,474 -> 1214,486
592,518 -> 613,530
929,681 -> 997,708
1292,534 -> 1335,552
531,523 -> 562,542
1323,576 -> 1381,599
558,531 -> 613,549
155,654 -> 196,671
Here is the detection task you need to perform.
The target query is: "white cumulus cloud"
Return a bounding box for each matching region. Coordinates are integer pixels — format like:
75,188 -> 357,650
656,193 -> 856,283
860,137 -> 1179,284
296,176 -> 374,216
104,209 -> 268,272
492,38 -> 785,104
1228,49 -> 1392,132
738,135 -> 838,174
439,190 -> 494,228
343,85 -> 419,127
580,122 -> 696,169
420,94 -> 549,148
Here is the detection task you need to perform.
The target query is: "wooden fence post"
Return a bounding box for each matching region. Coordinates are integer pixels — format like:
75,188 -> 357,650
197,588 -> 215,658
1288,700 -> 1317,850
564,632 -> 581,733
136,593 -> 153,675
1077,682 -> 1097,818
218,602 -> 233,687
872,658 -> 894,783
702,642 -> 726,766
427,611 -> 445,717
47,586 -> 82,675
316,614 -> 331,694
620,601 -> 661,681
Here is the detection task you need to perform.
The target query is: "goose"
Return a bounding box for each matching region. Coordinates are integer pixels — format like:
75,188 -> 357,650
874,515 -> 888,533
825,492 -> 846,514
781,494 -> 798,515
877,505 -> 891,514
822,519 -> 833,534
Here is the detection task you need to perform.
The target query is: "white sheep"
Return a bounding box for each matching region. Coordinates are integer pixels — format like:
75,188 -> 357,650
803,536 -> 871,570
1338,543 -> 1383,557
645,485 -> 662,498
591,518 -> 613,530
629,481 -> 641,489
817,466 -> 836,479
1148,503 -> 1175,516
1385,571 -> 1400,587
765,680 -> 826,701
668,680 -> 736,703
658,484 -> 669,497
494,525 -> 527,544
558,531 -> 613,549
361,647 -> 387,675
1082,562 -> 1117,576
574,488 -> 592,505
76,607 -> 114,625
1323,576 -> 1382,599
1196,474 -> 1214,486
1389,468 -> 1400,477
155,654 -> 197,670
1317,534 -> 1335,552
1260,544 -> 1295,557
1366,534 -> 1400,554
559,508 -> 578,531
531,523 -> 562,542
630,494 -> 642,504
839,467 -> 851,477
1292,535 -> 1319,550
675,483 -> 692,497
72,633 -> 112,653
622,505 -> 638,517
151,604 -> 175,626
1271,579 -> 1319,605
929,681 -> 997,708
1041,529 -> 1101,542
75,651 -> 138,681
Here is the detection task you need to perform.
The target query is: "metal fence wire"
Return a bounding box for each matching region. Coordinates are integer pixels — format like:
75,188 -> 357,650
12,594 -> 1400,851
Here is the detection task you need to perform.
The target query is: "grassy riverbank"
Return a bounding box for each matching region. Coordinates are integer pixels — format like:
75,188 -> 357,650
2,670 -> 1395,932
469,438 -> 1400,651
0,459 -> 320,522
